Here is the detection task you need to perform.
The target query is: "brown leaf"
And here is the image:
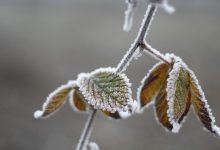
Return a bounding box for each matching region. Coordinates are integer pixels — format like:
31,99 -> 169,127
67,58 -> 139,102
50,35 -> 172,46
101,110 -> 121,119
34,84 -> 73,119
155,80 -> 173,131
190,73 -> 220,137
139,62 -> 170,108
69,88 -> 88,112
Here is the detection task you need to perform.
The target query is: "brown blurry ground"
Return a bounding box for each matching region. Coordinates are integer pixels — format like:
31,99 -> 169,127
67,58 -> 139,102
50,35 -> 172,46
0,0 -> 220,150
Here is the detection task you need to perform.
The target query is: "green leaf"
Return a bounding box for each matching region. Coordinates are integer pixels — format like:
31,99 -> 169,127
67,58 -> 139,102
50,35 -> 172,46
78,68 -> 132,113
167,62 -> 191,131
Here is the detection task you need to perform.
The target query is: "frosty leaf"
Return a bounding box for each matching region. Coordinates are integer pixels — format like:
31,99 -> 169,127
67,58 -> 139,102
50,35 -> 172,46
138,62 -> 170,109
69,87 -> 89,112
166,62 -> 191,131
34,81 -> 76,119
190,71 -> 220,137
155,79 -> 173,131
77,68 -> 132,113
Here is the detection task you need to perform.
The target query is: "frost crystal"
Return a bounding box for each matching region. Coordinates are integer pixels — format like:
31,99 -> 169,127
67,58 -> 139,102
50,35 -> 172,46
77,67 -> 133,113
148,0 -> 175,14
88,142 -> 99,150
123,0 -> 137,32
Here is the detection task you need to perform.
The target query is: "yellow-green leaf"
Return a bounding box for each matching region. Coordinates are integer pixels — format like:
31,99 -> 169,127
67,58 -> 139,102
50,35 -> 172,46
167,62 -> 191,131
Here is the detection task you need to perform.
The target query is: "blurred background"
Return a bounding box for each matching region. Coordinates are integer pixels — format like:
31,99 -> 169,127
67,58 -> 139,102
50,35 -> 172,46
0,0 -> 220,149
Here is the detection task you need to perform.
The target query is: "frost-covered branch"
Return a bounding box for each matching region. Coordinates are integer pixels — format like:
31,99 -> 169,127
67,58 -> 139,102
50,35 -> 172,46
76,109 -> 97,150
117,1 -> 173,73
123,0 -> 137,32
142,42 -> 171,65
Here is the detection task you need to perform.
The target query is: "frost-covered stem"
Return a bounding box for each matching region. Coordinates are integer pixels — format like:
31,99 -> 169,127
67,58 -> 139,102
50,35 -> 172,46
116,4 -> 157,73
142,42 -> 171,65
76,109 -> 97,150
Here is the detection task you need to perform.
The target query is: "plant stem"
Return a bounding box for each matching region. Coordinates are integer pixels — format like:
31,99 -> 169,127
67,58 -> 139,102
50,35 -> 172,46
116,3 -> 171,73
142,42 -> 171,65
75,2 -> 171,150
75,109 -> 97,150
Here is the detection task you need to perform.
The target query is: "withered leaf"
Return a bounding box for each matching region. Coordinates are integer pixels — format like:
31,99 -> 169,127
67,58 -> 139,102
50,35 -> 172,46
139,62 -> 170,108
69,87 -> 88,112
190,73 -> 220,137
34,84 -> 73,119
155,79 -> 173,131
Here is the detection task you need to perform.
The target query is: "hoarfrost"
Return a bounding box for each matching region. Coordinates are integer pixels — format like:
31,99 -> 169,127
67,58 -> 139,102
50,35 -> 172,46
77,67 -> 133,113
123,0 -> 137,32
33,80 -> 77,119
148,0 -> 175,14
88,142 -> 99,150
188,66 -> 220,138
166,54 -> 185,133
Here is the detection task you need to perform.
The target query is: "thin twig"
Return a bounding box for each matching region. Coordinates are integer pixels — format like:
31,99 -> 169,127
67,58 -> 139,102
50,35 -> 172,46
117,2 -> 172,73
142,42 -> 171,65
75,109 -> 97,150
116,4 -> 157,73
75,2 -> 171,150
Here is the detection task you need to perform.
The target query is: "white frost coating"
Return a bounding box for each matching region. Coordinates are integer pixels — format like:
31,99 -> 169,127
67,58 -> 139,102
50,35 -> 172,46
165,53 -> 220,136
136,61 -> 164,113
119,100 -> 138,118
33,80 -> 77,119
187,65 -> 220,138
123,0 -> 137,32
133,47 -> 143,60
34,110 -> 43,119
77,67 -> 133,113
166,54 -> 184,133
117,4 -> 157,73
144,44 -> 170,64
148,0 -> 175,14
88,142 -> 99,150
161,0 -> 175,14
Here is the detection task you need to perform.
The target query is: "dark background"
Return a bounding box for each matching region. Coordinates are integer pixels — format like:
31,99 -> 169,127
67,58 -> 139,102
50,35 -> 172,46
0,0 -> 220,149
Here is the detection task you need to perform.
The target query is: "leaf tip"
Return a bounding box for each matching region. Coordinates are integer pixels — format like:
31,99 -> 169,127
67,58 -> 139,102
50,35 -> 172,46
171,123 -> 181,133
34,110 -> 43,119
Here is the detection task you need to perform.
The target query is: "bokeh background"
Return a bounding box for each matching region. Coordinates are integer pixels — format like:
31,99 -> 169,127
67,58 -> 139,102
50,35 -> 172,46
1,0 -> 220,149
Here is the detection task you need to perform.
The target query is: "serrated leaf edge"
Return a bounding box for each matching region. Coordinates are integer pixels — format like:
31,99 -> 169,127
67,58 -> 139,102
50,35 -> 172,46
77,67 -> 133,113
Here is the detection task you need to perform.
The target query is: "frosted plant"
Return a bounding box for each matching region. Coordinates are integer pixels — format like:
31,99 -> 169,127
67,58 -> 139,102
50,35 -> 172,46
138,54 -> 220,137
34,0 -> 220,149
